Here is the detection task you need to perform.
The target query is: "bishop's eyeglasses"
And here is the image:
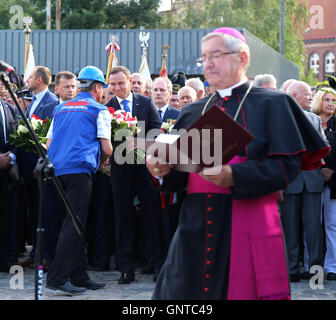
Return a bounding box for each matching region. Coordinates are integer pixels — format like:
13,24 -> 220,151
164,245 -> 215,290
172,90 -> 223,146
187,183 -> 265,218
196,51 -> 238,67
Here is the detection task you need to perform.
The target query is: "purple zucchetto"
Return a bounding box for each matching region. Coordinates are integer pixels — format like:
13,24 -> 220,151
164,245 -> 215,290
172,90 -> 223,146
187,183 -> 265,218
211,27 -> 247,43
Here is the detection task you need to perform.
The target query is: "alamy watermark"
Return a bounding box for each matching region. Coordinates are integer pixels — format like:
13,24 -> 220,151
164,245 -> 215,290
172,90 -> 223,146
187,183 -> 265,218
9,5 -> 33,29
113,124 -> 224,175
9,265 -> 24,289
5,263 -> 326,292
9,5 -> 24,29
309,265 -> 324,290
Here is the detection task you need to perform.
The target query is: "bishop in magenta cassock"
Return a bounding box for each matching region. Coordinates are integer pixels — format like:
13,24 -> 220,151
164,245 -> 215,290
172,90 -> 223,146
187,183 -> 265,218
146,27 -> 330,300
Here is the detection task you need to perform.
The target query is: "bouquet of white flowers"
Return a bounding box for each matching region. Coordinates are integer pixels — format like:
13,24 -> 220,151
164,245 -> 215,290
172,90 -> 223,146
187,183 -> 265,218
8,114 -> 51,154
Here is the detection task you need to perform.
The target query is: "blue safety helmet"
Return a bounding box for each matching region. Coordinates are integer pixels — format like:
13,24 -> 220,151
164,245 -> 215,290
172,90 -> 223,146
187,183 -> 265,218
77,66 -> 108,88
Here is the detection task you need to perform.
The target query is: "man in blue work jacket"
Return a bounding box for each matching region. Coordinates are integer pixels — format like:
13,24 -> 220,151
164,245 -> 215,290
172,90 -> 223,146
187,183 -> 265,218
46,66 -> 112,295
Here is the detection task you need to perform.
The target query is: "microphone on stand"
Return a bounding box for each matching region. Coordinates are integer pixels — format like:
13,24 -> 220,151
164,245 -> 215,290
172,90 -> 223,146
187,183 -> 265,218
0,61 -> 14,73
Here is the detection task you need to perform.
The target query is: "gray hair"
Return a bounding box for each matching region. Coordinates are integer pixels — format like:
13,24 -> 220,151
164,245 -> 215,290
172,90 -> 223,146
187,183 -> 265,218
153,77 -> 173,93
146,77 -> 153,91
280,79 -> 296,93
178,86 -> 197,100
131,72 -> 145,82
253,74 -> 277,88
287,80 -> 310,96
202,32 -> 251,69
186,77 -> 205,96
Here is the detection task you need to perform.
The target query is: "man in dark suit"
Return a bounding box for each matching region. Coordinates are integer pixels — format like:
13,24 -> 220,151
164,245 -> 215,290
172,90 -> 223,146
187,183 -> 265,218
152,77 -> 181,259
152,77 -> 180,122
19,66 -> 59,269
26,66 -> 58,120
0,97 -> 18,272
106,66 -> 162,283
54,71 -> 77,104
279,80 -> 326,283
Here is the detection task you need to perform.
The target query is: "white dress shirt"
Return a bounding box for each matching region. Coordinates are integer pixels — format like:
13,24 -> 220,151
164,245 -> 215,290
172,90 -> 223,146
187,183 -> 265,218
116,93 -> 133,114
29,89 -> 48,118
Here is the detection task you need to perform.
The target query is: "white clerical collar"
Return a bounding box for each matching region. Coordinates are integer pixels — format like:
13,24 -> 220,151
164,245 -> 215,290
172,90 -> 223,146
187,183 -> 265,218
216,77 -> 248,98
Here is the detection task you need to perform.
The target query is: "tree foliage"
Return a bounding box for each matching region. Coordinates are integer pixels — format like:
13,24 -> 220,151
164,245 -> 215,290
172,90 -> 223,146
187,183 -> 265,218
0,0 -> 161,30
105,0 -> 161,29
159,0 -> 312,82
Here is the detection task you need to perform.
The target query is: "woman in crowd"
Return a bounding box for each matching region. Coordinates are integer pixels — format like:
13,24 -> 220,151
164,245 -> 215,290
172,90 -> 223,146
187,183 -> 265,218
311,88 -> 336,280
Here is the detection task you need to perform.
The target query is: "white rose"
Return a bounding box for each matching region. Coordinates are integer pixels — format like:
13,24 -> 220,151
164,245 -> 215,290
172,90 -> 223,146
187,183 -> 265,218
17,124 -> 29,135
116,117 -> 124,124
31,118 -> 41,130
161,122 -> 170,131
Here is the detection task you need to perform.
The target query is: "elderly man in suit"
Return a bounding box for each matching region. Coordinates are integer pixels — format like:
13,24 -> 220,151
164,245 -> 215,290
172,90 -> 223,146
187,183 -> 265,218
185,77 -> 205,101
152,77 -> 180,122
279,80 -> 326,282
131,73 -> 147,96
0,96 -> 18,272
178,86 -> 197,109
19,66 -> 59,269
152,76 -> 181,258
106,66 -> 162,284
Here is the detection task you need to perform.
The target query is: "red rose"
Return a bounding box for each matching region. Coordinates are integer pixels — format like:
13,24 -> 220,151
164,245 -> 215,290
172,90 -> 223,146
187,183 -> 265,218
31,114 -> 42,121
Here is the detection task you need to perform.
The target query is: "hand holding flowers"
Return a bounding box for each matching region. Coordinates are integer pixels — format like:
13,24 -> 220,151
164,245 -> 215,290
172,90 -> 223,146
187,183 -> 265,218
9,114 -> 51,154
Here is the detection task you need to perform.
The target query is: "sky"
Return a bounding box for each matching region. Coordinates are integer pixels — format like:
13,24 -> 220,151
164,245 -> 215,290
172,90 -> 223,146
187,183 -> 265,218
158,0 -> 172,12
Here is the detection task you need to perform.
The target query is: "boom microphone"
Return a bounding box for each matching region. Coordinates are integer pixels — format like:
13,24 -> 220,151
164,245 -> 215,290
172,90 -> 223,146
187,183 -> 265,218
0,61 -> 14,73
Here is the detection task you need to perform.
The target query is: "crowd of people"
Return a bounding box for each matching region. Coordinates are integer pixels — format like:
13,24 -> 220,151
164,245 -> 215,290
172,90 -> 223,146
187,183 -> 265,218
0,26 -> 335,299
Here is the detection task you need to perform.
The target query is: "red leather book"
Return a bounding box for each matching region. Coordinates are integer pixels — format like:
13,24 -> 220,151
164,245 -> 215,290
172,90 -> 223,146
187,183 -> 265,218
136,105 -> 255,172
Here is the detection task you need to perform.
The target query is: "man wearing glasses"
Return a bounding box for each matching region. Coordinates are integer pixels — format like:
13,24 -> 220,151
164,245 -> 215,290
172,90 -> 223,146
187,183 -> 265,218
146,27 -> 329,300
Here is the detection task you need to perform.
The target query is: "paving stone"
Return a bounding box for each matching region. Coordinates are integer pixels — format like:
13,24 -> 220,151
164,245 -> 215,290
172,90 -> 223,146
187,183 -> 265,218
1,265 -> 336,300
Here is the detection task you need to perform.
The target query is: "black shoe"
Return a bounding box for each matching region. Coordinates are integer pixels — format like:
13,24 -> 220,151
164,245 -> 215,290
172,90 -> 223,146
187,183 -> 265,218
153,269 -> 160,282
46,280 -> 87,294
327,272 -> 336,280
118,272 -> 135,284
140,264 -> 155,275
72,279 -> 106,290
290,273 -> 301,283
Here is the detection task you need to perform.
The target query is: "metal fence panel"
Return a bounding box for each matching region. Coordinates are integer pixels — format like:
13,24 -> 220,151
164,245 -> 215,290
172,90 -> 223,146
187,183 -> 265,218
0,28 -> 298,84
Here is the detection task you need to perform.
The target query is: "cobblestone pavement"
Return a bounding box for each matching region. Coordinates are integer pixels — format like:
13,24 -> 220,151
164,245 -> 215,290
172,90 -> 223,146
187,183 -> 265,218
0,248 -> 335,300
0,265 -> 336,300
0,266 -> 155,300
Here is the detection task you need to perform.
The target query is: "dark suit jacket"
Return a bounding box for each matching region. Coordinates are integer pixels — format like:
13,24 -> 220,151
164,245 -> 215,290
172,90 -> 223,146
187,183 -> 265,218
26,90 -> 59,120
0,100 -> 18,153
105,92 -> 162,183
162,105 -> 180,122
106,92 -> 162,135
22,90 -> 59,180
284,111 -> 325,194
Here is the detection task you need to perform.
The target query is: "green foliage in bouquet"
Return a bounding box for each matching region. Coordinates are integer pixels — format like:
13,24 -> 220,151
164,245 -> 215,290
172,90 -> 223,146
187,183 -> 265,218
8,116 -> 51,154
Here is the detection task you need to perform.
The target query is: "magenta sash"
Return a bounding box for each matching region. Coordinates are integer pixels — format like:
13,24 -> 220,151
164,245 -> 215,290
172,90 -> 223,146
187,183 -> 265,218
187,156 -> 247,194
187,156 -> 290,300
